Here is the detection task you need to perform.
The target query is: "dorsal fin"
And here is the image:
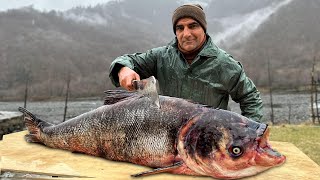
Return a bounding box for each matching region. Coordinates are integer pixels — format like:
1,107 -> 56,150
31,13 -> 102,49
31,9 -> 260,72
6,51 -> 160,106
104,90 -> 137,105
104,76 -> 160,107
132,76 -> 160,108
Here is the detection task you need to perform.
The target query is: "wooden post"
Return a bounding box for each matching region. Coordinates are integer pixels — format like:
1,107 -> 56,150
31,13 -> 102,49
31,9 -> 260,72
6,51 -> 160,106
288,101 -> 291,124
316,72 -> 319,122
267,58 -> 274,125
63,73 -> 71,122
23,75 -> 29,108
311,57 -> 316,124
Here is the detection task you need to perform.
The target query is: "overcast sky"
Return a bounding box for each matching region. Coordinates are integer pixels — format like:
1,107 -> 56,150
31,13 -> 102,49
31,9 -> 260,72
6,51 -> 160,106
0,0 -> 116,11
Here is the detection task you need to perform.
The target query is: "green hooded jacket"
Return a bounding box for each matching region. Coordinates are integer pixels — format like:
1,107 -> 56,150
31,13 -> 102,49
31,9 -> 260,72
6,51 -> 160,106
109,35 -> 263,121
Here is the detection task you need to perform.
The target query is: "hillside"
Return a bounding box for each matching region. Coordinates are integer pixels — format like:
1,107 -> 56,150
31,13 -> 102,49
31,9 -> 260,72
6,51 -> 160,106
229,0 -> 320,88
0,0 -> 319,100
0,6 -> 167,100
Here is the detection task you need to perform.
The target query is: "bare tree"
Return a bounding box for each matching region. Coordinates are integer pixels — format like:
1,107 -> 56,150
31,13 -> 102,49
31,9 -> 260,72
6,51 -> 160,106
316,72 -> 319,122
287,101 -> 291,124
63,72 -> 71,122
267,58 -> 274,125
23,75 -> 29,108
310,56 -> 316,124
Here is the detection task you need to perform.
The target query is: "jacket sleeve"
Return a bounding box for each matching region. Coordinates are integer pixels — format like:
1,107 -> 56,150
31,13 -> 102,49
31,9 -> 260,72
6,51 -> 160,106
228,62 -> 263,122
109,48 -> 159,87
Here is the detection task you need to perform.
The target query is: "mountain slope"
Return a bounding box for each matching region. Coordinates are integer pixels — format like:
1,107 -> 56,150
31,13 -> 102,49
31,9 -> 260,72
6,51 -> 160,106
0,0 -> 318,100
0,7 -> 167,100
230,0 -> 320,88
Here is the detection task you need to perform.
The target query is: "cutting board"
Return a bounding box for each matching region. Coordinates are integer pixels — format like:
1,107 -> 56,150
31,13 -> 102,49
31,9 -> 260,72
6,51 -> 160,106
1,131 -> 319,180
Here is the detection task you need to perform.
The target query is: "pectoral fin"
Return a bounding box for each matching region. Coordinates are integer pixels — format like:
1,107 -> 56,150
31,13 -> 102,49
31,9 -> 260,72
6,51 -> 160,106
131,162 -> 183,177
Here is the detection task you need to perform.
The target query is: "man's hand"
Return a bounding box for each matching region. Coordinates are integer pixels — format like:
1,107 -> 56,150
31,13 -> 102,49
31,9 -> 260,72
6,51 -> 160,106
118,67 -> 140,91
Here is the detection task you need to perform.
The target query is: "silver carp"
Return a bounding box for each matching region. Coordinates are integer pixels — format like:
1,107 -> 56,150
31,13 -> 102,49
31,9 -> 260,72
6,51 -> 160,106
18,76 -> 285,179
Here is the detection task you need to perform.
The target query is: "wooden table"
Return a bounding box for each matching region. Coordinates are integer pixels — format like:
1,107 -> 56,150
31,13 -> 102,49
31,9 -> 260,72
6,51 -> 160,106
1,131 -> 319,180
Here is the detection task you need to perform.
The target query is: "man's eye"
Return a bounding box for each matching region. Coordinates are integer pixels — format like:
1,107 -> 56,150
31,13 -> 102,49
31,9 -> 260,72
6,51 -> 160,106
189,23 -> 199,29
176,26 -> 183,31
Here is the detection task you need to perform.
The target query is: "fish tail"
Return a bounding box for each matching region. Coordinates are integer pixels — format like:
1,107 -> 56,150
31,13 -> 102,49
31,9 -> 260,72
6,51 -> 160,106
24,115 -> 42,143
18,107 -> 52,143
25,133 -> 41,143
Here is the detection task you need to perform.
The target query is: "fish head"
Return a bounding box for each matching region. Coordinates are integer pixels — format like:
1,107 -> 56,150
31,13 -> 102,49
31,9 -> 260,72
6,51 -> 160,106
177,110 -> 286,179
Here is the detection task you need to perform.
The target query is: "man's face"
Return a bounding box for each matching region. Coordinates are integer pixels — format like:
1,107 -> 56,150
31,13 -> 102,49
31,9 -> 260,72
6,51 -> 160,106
175,17 -> 205,53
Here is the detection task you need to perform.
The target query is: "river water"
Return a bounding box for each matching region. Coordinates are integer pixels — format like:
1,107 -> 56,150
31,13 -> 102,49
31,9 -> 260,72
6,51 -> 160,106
0,92 -> 314,125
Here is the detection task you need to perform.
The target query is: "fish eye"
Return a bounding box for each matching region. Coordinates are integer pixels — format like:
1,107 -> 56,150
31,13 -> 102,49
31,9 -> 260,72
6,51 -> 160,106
229,146 -> 243,157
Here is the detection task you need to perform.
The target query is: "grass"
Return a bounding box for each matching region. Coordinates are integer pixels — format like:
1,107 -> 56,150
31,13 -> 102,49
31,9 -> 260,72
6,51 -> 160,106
269,125 -> 320,165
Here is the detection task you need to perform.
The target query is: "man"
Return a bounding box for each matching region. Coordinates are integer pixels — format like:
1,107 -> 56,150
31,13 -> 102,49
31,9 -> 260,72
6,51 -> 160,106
109,4 -> 263,121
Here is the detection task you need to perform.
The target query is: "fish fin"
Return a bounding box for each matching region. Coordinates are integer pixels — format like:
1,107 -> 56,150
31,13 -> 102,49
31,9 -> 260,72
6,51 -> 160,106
104,76 -> 160,108
131,162 -> 183,177
23,115 -> 43,144
25,134 -> 42,143
103,90 -> 137,105
18,107 -> 53,128
132,76 -> 160,108
18,107 -> 52,143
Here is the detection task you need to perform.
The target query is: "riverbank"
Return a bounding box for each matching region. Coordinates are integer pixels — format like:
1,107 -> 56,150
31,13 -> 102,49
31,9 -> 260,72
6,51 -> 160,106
0,92 -> 315,124
0,111 -> 23,140
270,125 -> 320,165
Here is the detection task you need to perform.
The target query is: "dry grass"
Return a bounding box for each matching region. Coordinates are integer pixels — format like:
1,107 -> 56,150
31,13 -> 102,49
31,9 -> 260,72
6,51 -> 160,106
269,125 -> 320,165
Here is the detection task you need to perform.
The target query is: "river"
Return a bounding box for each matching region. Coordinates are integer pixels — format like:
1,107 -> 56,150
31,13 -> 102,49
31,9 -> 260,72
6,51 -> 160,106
0,92 -> 314,125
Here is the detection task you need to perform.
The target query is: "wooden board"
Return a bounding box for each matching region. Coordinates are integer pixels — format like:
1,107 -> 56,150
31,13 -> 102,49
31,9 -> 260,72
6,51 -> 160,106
1,131 -> 320,180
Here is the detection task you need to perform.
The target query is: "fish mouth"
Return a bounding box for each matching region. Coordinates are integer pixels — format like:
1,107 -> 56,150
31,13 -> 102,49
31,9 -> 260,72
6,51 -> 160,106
256,124 -> 268,149
255,125 -> 286,166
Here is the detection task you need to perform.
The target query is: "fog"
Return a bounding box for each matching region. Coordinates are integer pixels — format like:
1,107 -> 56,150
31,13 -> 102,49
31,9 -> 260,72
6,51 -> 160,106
0,0 -> 116,11
213,0 -> 293,47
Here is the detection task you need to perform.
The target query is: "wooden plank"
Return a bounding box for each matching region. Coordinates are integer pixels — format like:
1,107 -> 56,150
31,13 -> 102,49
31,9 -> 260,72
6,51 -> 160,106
1,131 -> 320,180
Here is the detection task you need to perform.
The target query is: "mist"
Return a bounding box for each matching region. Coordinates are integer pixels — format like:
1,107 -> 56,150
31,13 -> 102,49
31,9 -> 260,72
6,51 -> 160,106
0,0 -> 319,101
213,0 -> 293,47
0,0 -> 116,12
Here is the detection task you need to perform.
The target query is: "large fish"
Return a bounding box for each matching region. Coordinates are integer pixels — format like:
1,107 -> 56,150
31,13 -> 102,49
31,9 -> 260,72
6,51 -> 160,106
18,76 -> 285,179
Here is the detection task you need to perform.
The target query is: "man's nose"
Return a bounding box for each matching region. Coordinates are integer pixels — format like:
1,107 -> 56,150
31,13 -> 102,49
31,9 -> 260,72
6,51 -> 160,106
183,28 -> 192,37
